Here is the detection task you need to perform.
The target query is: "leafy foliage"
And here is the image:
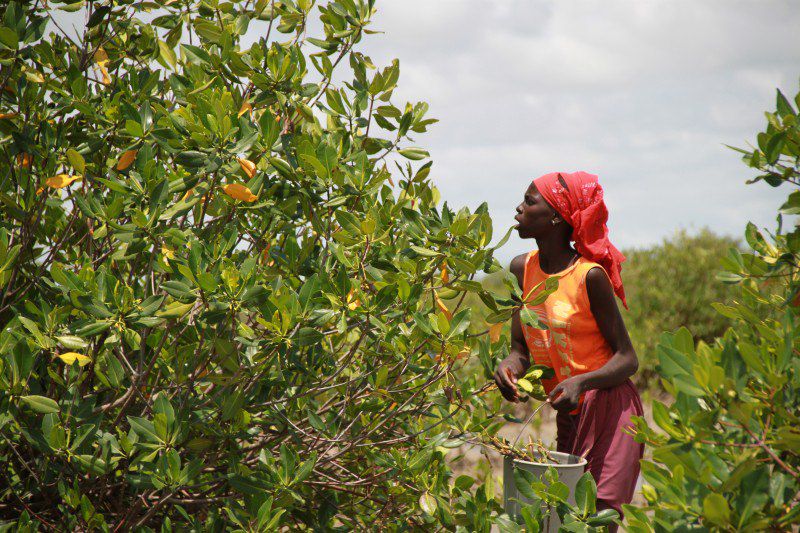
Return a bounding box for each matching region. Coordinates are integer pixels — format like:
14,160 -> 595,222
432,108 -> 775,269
0,0 -> 539,529
621,229 -> 739,380
627,84 -> 800,531
511,468 -> 619,533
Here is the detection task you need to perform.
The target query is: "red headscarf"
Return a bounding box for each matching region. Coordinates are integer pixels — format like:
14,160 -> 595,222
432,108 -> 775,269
532,171 -> 628,309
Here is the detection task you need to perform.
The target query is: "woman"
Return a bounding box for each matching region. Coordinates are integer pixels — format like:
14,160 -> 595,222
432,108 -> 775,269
494,171 -> 643,529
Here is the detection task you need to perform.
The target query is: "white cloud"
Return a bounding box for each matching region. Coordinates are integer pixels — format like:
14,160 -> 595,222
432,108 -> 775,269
361,0 -> 800,265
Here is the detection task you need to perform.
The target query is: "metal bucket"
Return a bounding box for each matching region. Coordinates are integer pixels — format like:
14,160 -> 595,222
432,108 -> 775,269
503,451 -> 587,532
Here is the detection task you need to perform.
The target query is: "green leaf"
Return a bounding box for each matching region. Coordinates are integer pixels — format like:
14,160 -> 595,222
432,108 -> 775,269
127,416 -> 161,443
72,455 -> 109,475
586,508 -> 619,526
419,491 -> 437,515
513,467 -> 538,500
175,151 -> 207,168
546,481 -> 569,503
156,301 -> 194,318
162,280 -> 194,301
520,505 -> 542,532
20,395 -> 59,414
293,452 -> 317,484
776,89 -> 795,118
0,27 -> 18,50
75,319 -> 113,337
55,335 -> 89,350
574,472 -> 597,516
66,148 -> 85,173
651,401 -> 684,440
559,522 -> 589,533
491,226 -> 515,251
447,309 -> 470,338
153,392 -> 175,428
125,119 -> 144,138
703,493 -> 731,527
197,272 -> 218,293
181,44 -> 212,65
158,40 -> 177,68
520,308 -> 548,330
517,378 -> 533,394
335,210 -> 361,235
397,148 -> 430,160
409,245 -> 440,257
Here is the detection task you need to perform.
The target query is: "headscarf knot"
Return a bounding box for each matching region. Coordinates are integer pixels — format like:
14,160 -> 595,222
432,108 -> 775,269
532,171 -> 628,309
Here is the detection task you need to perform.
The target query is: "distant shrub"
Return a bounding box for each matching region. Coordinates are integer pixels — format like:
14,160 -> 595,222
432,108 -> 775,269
621,229 -> 739,381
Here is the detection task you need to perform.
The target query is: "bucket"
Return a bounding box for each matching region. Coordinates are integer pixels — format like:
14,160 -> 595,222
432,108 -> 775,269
503,451 -> 587,532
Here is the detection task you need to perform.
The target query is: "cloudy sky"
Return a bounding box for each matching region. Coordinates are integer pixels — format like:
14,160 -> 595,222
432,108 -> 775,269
356,1 -> 800,265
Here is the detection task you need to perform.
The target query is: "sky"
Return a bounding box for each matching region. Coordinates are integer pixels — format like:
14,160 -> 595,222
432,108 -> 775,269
50,2 -> 800,267
355,1 -> 800,265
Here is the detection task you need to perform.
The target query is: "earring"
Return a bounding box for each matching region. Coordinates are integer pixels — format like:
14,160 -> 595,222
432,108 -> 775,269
551,218 -> 560,225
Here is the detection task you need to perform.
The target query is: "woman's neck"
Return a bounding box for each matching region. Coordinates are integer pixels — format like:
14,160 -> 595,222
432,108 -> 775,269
535,235 -> 578,274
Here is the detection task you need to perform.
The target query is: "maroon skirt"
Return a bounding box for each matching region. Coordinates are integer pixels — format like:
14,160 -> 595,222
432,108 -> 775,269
556,379 -> 644,518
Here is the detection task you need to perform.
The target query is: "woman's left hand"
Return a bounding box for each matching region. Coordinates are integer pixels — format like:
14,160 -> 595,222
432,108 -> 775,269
548,376 -> 585,412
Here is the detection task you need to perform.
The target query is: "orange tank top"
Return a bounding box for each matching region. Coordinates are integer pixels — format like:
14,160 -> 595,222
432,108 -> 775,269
520,250 -> 614,403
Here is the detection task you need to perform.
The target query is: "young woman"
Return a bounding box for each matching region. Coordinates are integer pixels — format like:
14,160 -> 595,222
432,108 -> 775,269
494,171 -> 643,529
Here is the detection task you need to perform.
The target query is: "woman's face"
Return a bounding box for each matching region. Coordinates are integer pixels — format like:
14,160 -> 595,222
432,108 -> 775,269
514,182 -> 558,239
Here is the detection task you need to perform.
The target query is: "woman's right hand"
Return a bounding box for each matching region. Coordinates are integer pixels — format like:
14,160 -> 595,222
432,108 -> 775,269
493,354 -> 529,402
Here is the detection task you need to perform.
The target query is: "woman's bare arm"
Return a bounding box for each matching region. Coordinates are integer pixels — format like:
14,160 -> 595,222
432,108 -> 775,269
549,267 -> 638,411
493,254 -> 532,402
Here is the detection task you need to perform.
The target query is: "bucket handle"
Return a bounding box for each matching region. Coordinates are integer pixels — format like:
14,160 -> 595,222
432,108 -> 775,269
510,400 -> 548,450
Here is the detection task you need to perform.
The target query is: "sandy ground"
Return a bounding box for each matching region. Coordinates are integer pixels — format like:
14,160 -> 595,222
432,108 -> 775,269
448,389 -> 664,509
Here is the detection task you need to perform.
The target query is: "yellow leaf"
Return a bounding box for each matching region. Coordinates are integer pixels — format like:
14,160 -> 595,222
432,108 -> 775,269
117,150 -> 137,171
36,186 -> 45,195
99,64 -> 111,85
46,174 -> 82,189
161,244 -> 175,260
237,157 -> 256,179
93,47 -> 109,66
347,288 -> 360,310
238,100 -> 252,118
440,262 -> 449,284
489,322 -> 504,343
457,345 -> 471,360
434,290 -> 452,321
182,188 -> 194,201
17,153 -> 32,168
26,71 -> 45,83
0,112 -> 17,119
222,183 -> 257,202
57,352 -> 91,367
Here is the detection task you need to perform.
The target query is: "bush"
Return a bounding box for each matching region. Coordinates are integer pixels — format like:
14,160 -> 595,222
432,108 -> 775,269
0,1 -> 525,529
621,229 -> 739,381
627,84 -> 800,530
